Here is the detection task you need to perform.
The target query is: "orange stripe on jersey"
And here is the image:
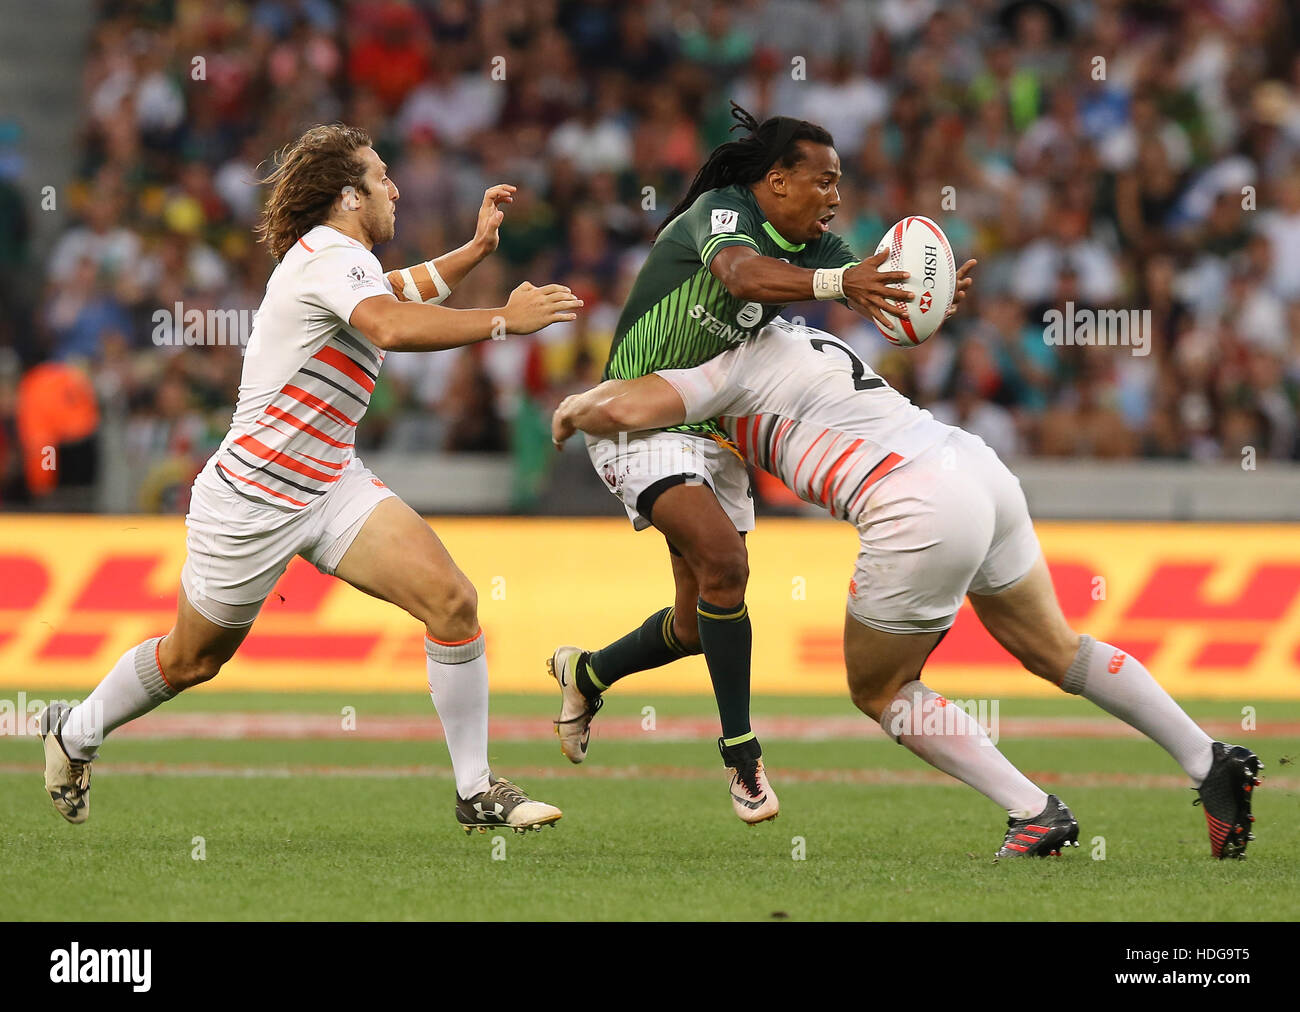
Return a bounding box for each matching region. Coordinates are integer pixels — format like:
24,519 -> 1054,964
234,434 -> 342,484
313,345 -> 376,393
218,463 -> 309,507
261,405 -> 353,448
735,414 -> 752,460
293,450 -> 345,470
819,439 -> 864,507
298,237 -> 315,253
792,428 -> 831,492
282,384 -> 357,427
806,433 -> 842,498
846,452 -> 904,514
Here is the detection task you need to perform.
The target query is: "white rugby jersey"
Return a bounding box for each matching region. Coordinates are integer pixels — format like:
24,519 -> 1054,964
657,319 -> 954,521
210,225 -> 392,509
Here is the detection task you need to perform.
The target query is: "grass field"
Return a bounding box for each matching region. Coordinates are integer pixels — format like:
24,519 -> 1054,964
1,690 -> 1296,921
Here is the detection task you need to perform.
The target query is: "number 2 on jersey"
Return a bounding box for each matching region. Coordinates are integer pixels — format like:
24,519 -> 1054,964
809,338 -> 885,391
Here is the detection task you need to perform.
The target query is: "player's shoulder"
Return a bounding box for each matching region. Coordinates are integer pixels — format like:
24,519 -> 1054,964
291,225 -> 379,264
675,184 -> 758,232
281,225 -> 382,284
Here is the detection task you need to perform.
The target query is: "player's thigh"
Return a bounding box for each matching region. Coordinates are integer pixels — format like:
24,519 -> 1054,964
968,553 -> 1079,682
331,496 -> 478,640
843,610 -> 944,720
651,480 -> 748,603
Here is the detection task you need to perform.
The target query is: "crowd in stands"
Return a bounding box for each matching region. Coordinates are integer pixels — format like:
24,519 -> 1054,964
3,0 -> 1299,510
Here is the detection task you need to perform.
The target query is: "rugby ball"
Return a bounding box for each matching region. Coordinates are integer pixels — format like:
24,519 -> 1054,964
871,215 -> 957,347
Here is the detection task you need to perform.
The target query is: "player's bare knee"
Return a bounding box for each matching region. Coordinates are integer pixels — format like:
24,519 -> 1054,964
166,650 -> 225,689
694,546 -> 748,602
1018,629 -> 1082,684
421,575 -> 479,640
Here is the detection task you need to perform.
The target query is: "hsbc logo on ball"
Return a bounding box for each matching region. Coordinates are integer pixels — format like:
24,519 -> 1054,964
919,243 -> 938,312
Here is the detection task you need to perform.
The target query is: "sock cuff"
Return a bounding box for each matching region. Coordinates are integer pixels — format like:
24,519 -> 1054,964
659,607 -> 697,657
134,637 -> 176,701
425,630 -> 486,664
878,679 -> 931,738
697,597 -> 748,623
1061,634 -> 1095,695
581,652 -> 610,692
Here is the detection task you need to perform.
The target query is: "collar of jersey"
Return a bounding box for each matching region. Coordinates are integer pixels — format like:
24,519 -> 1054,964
761,220 -> 806,253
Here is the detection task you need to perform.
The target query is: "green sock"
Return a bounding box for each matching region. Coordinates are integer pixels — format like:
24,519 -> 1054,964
696,596 -> 754,744
580,607 -> 698,698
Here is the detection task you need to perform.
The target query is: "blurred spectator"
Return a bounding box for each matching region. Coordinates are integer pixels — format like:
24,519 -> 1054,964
14,0 -> 1300,514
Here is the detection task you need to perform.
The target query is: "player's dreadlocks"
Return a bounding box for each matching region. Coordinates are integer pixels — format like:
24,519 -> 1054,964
655,102 -> 835,238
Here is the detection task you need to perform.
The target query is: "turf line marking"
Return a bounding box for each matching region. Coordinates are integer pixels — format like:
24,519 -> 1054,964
0,761 -> 1293,791
28,713 -> 1295,743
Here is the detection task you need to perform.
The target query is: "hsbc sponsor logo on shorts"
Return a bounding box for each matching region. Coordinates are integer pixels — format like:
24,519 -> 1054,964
883,691 -> 1001,745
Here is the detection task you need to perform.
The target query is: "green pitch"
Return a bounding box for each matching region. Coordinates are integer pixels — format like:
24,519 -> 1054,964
1,691 -> 1295,921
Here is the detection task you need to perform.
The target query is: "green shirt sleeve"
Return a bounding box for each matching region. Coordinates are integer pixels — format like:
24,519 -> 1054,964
685,191 -> 763,270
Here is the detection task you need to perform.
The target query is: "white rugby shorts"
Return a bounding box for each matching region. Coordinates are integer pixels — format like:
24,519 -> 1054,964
180,455 -> 397,627
585,429 -> 755,533
847,428 -> 1040,634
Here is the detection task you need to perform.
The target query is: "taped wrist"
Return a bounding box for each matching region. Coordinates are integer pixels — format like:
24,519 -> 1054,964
813,266 -> 846,300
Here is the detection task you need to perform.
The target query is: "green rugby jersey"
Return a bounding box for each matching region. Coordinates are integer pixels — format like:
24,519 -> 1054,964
605,184 -> 858,434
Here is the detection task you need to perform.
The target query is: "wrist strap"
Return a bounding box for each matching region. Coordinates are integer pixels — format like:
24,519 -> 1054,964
813,266 -> 846,300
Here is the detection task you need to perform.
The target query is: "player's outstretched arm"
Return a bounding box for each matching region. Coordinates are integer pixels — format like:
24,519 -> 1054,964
350,281 -> 582,352
710,245 -> 913,332
384,184 -> 516,303
552,376 -> 686,446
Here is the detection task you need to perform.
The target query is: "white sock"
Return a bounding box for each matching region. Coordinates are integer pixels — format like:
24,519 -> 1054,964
426,630 -> 492,799
1062,636 -> 1214,783
61,637 -> 176,760
881,680 -> 1048,819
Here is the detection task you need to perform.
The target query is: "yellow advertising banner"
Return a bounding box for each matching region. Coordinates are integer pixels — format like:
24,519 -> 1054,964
0,517 -> 1296,698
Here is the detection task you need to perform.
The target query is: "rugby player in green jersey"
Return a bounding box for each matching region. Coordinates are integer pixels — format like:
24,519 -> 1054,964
548,104 -> 915,823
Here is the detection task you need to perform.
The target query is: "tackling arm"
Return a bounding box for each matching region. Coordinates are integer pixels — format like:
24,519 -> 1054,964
552,376 -> 687,446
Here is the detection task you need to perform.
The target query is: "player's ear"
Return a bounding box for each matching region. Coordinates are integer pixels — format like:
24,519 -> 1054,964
341,185 -> 361,212
766,167 -> 787,197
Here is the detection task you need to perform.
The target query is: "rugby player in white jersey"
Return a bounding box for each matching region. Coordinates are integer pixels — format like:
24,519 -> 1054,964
39,124 -> 583,835
553,311 -> 1263,859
